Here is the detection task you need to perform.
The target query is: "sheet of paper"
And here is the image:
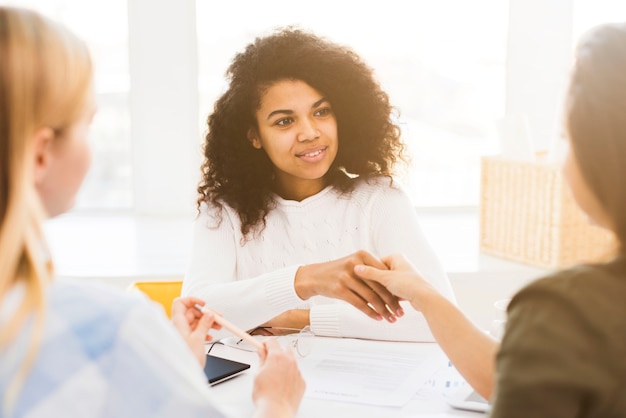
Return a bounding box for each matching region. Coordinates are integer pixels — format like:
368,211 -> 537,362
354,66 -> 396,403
414,357 -> 470,401
302,343 -> 445,407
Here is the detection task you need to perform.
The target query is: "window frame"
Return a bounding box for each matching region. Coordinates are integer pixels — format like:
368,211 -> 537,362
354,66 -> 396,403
89,0 -> 577,216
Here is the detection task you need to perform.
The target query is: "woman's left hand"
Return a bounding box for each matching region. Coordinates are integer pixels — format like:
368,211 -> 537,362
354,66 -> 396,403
171,296 -> 221,367
252,309 -> 310,336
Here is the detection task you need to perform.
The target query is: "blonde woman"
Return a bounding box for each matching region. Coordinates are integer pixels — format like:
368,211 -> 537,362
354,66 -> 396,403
0,7 -> 303,418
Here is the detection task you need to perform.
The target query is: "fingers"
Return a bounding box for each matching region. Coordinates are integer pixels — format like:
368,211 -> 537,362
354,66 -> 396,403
253,338 -> 305,415
172,297 -> 222,335
355,254 -> 432,309
258,338 -> 293,365
365,279 -> 403,317
354,253 -> 414,285
346,251 -> 401,321
353,264 -> 386,284
175,296 -> 207,310
339,288 -> 384,321
170,297 -> 190,318
192,310 -> 216,341
172,297 -> 205,326
356,250 -> 389,270
339,276 -> 395,322
296,251 -> 407,322
381,253 -> 413,270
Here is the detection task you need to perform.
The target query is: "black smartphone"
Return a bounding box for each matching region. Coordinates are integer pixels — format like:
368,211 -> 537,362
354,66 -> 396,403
203,354 -> 250,386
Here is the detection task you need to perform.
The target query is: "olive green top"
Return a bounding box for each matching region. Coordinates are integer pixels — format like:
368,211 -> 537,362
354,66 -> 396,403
490,256 -> 626,418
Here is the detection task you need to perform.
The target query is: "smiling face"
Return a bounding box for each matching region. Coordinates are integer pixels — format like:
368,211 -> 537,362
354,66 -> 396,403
248,79 -> 338,201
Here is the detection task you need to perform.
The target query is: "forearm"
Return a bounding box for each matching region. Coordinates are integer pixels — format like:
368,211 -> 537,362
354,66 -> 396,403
259,309 -> 310,331
183,265 -> 303,339
420,293 -> 499,400
253,399 -> 297,418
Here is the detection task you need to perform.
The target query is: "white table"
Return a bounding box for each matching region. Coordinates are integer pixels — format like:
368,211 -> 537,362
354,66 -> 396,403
44,212 -> 546,330
206,336 -> 485,418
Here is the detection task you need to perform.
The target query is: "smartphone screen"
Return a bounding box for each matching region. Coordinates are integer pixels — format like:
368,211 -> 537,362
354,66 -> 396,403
203,354 -> 250,386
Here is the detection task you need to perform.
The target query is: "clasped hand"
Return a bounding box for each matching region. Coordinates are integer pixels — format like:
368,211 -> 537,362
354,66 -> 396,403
294,250 -> 402,322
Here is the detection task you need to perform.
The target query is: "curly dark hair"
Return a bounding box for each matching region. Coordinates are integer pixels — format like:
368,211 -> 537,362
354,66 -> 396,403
198,27 -> 406,237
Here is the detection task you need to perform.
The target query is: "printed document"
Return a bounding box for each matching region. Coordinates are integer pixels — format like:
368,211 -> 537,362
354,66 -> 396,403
302,343 -> 445,407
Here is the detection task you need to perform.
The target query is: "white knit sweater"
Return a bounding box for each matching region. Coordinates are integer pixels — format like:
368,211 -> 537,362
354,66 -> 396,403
183,177 -> 456,341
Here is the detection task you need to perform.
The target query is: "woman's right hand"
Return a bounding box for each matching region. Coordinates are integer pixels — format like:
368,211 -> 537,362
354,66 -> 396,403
294,250 -> 402,322
170,297 -> 221,367
353,253 -> 440,313
252,339 -> 305,418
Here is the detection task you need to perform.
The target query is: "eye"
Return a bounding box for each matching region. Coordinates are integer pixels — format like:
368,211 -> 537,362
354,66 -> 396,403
275,117 -> 294,127
314,107 -> 333,117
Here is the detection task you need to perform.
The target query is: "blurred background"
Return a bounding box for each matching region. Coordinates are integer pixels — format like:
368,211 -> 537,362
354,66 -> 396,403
4,0 -> 624,214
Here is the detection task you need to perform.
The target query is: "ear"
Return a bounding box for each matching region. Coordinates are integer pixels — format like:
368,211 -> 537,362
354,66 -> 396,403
247,127 -> 262,149
32,127 -> 55,186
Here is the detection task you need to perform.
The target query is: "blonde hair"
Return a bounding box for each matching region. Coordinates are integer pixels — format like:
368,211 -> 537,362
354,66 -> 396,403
0,6 -> 93,411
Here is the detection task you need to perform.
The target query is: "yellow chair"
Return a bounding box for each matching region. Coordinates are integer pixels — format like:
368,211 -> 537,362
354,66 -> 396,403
128,280 -> 183,318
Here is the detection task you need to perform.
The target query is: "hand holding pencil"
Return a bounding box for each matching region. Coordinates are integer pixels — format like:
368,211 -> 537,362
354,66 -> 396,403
194,303 -> 266,353
171,296 -> 223,366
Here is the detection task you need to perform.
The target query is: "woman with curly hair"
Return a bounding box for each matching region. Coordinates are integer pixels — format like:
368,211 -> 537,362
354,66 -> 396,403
183,27 -> 455,341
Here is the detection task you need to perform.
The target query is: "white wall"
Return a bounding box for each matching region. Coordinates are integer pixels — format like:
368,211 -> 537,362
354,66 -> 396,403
128,0 -> 201,216
124,0 -> 578,216
506,0 -> 574,152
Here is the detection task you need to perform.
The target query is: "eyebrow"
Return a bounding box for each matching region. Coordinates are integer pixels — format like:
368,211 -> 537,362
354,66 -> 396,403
266,97 -> 329,121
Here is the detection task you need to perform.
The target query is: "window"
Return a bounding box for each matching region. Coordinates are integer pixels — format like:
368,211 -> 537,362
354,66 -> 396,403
11,0 -> 133,210
196,0 -> 508,208
19,1 -> 621,213
573,0 -> 626,39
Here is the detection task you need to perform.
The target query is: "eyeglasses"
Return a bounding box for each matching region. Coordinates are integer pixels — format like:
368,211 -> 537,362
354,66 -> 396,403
222,326 -> 314,358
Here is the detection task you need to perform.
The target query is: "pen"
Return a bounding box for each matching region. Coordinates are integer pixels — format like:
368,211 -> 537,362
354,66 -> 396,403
194,303 -> 265,351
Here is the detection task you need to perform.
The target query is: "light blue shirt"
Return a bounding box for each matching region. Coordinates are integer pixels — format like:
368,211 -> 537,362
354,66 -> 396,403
0,280 -> 225,418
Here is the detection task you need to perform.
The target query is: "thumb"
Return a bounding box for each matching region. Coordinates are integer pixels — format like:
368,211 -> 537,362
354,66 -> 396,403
193,311 -> 215,339
354,264 -> 385,284
258,338 -> 280,364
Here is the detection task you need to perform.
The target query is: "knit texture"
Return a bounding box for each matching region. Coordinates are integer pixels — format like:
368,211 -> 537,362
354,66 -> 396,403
184,177 -> 455,341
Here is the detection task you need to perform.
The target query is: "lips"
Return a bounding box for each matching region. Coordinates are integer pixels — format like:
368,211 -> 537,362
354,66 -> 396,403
296,146 -> 327,158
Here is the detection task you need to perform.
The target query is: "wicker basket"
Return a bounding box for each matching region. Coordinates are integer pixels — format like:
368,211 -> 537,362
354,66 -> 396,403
479,156 -> 616,269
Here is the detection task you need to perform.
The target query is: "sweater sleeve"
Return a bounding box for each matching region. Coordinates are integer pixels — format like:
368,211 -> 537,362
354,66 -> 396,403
182,207 -> 305,340
310,180 -> 455,341
310,300 -> 435,341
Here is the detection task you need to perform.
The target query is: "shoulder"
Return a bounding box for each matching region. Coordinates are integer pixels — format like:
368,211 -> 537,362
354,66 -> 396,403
504,258 -> 626,346
510,260 -> 625,309
196,200 -> 240,230
45,281 -> 202,383
5,281 -> 217,417
494,259 -> 626,415
48,279 -> 145,316
46,280 -> 163,342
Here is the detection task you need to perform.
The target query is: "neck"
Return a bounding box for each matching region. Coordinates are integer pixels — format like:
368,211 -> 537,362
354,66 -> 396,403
273,178 -> 327,202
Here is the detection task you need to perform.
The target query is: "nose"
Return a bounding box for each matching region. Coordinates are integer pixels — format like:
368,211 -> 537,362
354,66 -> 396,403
296,117 -> 320,142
